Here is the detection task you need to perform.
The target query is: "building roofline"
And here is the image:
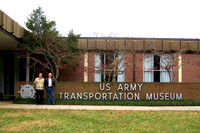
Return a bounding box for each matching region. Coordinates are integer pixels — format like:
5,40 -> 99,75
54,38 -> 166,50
0,27 -> 21,42
0,9 -> 25,39
80,37 -> 200,41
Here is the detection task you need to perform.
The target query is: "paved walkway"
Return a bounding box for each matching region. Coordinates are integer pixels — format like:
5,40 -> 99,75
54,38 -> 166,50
0,101 -> 200,111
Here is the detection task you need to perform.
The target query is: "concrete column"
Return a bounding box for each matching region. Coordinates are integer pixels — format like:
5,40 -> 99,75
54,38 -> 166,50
84,52 -> 88,82
178,54 -> 182,82
26,57 -> 30,81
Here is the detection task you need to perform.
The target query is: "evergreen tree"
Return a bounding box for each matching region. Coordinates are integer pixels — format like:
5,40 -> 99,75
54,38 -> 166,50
18,7 -> 81,80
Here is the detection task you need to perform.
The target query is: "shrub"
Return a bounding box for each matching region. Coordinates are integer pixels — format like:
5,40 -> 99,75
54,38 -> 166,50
13,98 -> 200,106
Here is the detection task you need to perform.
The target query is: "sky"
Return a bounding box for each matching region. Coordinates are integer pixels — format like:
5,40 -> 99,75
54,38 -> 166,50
1,0 -> 200,38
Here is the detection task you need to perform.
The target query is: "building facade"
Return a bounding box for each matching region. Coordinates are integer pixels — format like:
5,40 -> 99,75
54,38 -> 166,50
0,10 -> 27,96
1,10 -> 200,97
63,38 -> 200,83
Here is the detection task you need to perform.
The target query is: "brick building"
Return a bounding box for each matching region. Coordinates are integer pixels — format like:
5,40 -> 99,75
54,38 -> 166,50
63,37 -> 200,83
1,9 -> 200,97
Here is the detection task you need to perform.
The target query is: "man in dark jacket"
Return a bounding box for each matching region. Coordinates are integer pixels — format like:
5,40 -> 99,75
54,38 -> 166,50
44,73 -> 55,105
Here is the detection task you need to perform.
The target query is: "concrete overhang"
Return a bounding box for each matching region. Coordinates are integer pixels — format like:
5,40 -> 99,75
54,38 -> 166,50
0,10 -> 24,50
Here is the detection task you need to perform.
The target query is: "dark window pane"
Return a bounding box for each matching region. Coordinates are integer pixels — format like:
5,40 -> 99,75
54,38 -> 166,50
105,71 -> 117,82
19,58 -> 26,81
154,71 -> 160,82
101,52 -> 104,65
154,55 -> 160,82
154,55 -> 160,71
106,52 -> 114,65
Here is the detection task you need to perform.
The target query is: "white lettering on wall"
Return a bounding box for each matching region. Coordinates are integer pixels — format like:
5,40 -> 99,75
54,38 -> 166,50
154,93 -> 158,100
106,83 -> 111,91
138,84 -> 143,91
95,92 -> 101,100
135,93 -> 140,100
100,83 -> 110,91
58,83 -> 183,101
59,93 -> 63,99
160,93 -> 164,100
176,93 -> 182,100
113,93 -> 119,100
127,93 -> 133,100
146,93 -> 152,100
124,84 -> 129,91
77,93 -> 82,100
108,93 -> 112,99
146,93 -> 182,100
64,93 -> 69,99
118,84 -> 123,91
170,93 -> 175,100
117,83 -> 143,91
89,93 -> 94,99
83,92 -> 88,100
124,93 -> 126,100
165,93 -> 169,100
70,93 -> 76,100
102,93 -> 107,100
119,93 -> 123,100
130,84 -> 136,91
99,83 -> 104,91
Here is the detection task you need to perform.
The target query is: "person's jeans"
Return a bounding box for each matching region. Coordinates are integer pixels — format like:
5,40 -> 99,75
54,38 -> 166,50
36,89 -> 44,104
47,87 -> 55,104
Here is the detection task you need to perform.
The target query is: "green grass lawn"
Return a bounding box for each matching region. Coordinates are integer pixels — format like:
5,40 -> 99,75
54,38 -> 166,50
0,109 -> 199,132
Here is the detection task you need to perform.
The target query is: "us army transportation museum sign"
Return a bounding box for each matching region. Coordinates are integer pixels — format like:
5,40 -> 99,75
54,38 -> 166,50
16,82 -> 199,101
59,83 -> 183,101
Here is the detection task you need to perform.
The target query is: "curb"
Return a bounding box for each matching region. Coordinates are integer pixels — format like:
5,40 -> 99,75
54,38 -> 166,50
0,102 -> 200,111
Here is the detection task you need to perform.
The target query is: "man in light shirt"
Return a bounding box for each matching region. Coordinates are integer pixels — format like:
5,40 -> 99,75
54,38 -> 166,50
44,73 -> 55,105
34,73 -> 45,105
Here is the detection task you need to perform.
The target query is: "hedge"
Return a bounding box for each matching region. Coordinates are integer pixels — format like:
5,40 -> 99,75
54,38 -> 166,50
13,98 -> 200,106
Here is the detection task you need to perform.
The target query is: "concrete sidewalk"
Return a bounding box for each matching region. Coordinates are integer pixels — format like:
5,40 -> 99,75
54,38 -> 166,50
0,101 -> 200,111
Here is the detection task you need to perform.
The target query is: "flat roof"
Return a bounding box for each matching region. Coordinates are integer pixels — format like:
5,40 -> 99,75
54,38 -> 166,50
80,37 -> 200,41
0,9 -> 24,39
0,9 -> 24,50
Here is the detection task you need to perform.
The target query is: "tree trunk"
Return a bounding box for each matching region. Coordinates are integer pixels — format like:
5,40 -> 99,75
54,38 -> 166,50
55,66 -> 59,81
167,70 -> 172,82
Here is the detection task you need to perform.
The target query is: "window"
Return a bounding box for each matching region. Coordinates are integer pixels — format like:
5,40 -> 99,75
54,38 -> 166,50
95,52 -> 125,82
143,53 -> 172,82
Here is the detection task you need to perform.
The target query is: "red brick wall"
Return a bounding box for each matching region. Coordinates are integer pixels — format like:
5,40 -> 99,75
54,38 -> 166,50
16,81 -> 200,101
182,54 -> 200,82
60,52 -> 200,83
172,54 -> 179,82
60,54 -> 84,82
60,66 -> 84,81
135,53 -> 143,82
88,51 -> 95,82
125,52 -> 134,82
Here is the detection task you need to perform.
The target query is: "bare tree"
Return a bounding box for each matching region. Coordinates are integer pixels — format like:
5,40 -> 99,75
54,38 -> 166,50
144,41 -> 199,82
75,34 -> 142,82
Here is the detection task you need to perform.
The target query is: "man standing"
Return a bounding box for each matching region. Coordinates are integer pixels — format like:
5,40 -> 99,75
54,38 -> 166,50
34,73 -> 45,105
44,73 -> 55,105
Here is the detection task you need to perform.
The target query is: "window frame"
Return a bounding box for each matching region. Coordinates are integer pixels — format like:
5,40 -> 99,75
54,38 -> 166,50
143,53 -> 172,82
94,51 -> 125,82
101,52 -> 118,82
